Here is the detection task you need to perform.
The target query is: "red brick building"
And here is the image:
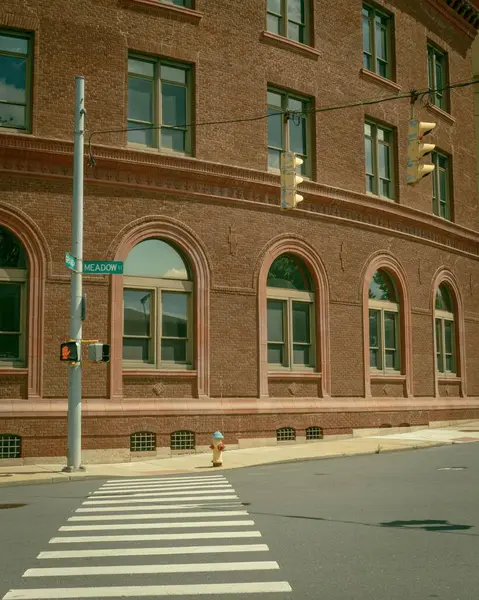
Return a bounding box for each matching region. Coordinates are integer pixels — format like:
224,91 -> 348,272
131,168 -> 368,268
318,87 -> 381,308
1,0 -> 479,463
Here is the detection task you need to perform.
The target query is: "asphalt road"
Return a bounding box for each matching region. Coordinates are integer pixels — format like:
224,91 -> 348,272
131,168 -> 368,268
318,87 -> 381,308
0,443 -> 478,599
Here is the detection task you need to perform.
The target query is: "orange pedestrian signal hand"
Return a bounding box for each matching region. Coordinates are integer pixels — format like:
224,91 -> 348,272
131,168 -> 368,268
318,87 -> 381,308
60,341 -> 80,362
61,346 -> 71,360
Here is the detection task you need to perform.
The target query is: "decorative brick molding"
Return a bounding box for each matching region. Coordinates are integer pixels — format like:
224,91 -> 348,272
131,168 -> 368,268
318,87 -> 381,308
255,235 -> 331,399
107,215 -> 211,400
431,268 -> 467,397
0,202 -> 49,399
361,251 -> 414,399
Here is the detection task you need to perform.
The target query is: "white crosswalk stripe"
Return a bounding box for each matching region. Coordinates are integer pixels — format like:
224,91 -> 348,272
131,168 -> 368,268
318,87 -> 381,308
2,474 -> 292,598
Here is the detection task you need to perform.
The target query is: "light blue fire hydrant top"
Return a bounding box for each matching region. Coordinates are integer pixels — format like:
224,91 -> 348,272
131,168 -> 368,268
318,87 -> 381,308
212,431 -> 224,439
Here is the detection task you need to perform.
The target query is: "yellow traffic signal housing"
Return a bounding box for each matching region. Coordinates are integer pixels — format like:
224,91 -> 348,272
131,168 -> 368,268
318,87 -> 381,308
407,120 -> 436,185
280,151 -> 304,210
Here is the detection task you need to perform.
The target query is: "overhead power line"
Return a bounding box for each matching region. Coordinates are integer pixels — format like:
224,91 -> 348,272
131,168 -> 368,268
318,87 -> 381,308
87,77 -> 479,165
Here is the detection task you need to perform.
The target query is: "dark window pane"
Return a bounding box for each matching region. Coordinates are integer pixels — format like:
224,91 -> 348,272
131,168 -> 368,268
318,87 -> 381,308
161,83 -> 186,127
267,14 -> 281,34
369,309 -> 379,349
161,339 -> 187,362
267,300 -> 284,343
435,318 -> 442,353
162,292 -> 188,338
0,283 -> 21,332
123,290 -> 151,337
385,349 -> 396,369
0,334 -> 20,359
0,228 -> 27,268
124,239 -> 189,279
268,0 -> 282,13
267,107 -> 283,149
127,121 -> 154,146
0,34 -> 28,54
288,0 -> 304,22
365,136 -> 373,174
292,302 -> 310,343
363,52 -> 372,71
435,284 -> 452,312
128,58 -> 154,78
378,141 -> 390,179
289,116 -> 306,156
377,60 -> 387,78
0,55 -> 26,103
268,148 -> 281,170
375,21 -> 387,61
288,22 -> 303,43
160,65 -> 186,84
384,311 -> 396,349
362,15 -> 371,54
445,354 -> 454,372
370,349 -> 379,369
267,254 -> 311,291
444,320 -> 454,354
122,338 -> 149,361
161,128 -> 185,152
268,343 -> 284,365
128,77 -> 153,123
369,270 -> 396,301
293,344 -> 309,365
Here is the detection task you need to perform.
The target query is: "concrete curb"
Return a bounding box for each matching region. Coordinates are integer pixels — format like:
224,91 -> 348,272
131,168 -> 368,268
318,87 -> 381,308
0,440 -> 453,488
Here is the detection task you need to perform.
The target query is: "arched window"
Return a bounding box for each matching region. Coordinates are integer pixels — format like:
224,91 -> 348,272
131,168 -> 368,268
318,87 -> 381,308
266,254 -> 315,369
368,269 -> 400,372
435,283 -> 455,375
122,239 -> 193,368
0,227 -> 28,367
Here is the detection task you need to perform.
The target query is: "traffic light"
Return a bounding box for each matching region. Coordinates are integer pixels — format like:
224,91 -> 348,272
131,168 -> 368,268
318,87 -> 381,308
280,151 -> 304,210
60,341 -> 81,363
87,343 -> 110,363
406,120 -> 436,185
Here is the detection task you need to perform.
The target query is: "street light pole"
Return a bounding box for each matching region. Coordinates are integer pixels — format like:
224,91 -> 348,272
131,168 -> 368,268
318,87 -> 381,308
65,76 -> 85,472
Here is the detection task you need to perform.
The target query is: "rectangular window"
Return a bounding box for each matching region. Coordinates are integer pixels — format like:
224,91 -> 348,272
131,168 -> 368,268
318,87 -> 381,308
127,55 -> 191,154
267,295 -> 314,369
0,30 -> 32,132
432,151 -> 451,220
0,281 -> 25,363
362,4 -> 392,79
369,306 -> 399,372
364,121 -> 394,199
123,282 -> 192,368
435,316 -> 455,375
266,0 -> 310,45
267,88 -> 311,176
428,44 -> 448,112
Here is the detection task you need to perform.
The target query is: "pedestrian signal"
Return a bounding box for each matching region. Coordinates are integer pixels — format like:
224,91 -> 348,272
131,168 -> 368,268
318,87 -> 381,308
60,341 -> 81,363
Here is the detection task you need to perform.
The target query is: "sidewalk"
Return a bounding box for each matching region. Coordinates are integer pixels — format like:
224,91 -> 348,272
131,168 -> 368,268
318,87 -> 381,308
1,421 -> 479,487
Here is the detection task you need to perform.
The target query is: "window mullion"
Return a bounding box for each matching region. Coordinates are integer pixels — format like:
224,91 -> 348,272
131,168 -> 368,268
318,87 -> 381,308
441,318 -> 446,374
156,289 -> 161,368
156,62 -> 161,150
373,128 -> 379,195
380,309 -> 386,373
287,298 -> 292,368
370,11 -> 377,73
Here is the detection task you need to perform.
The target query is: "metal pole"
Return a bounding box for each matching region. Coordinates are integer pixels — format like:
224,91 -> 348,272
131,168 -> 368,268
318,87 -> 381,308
65,76 -> 85,472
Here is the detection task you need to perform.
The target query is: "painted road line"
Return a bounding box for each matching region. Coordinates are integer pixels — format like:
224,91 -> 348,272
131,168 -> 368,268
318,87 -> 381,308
105,476 -> 226,484
38,544 -> 270,560
91,485 -> 234,495
3,581 -> 292,598
60,520 -> 255,531
83,494 -> 238,504
69,510 -> 249,521
89,490 -> 235,498
100,481 -> 229,490
24,561 -> 280,577
49,531 -> 262,543
75,502 -> 243,512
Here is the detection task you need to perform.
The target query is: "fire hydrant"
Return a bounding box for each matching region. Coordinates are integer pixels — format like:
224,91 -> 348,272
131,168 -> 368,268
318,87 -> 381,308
210,431 -> 225,467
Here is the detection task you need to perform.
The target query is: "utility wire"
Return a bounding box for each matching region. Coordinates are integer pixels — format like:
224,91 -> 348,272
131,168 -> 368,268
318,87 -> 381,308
87,77 -> 479,165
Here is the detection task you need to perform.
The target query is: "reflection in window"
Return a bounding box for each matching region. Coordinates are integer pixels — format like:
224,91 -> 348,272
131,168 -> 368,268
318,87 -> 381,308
435,284 -> 455,375
364,121 -> 394,199
0,227 -> 28,365
266,0 -> 310,45
368,270 -> 400,372
432,151 -> 451,221
267,88 -> 310,175
362,4 -> 392,79
0,31 -> 32,131
127,55 -> 190,153
428,44 -> 448,112
267,254 -> 315,370
123,239 -> 192,368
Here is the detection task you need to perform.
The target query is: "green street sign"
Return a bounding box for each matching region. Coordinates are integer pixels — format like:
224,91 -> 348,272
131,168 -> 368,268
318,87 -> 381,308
83,261 -> 124,275
65,252 -> 77,271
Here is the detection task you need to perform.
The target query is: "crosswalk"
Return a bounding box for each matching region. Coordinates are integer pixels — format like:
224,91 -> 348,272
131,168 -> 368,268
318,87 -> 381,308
2,474 -> 292,598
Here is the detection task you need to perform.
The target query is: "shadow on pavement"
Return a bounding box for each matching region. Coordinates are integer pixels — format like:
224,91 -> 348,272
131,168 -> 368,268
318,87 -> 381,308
380,519 -> 472,532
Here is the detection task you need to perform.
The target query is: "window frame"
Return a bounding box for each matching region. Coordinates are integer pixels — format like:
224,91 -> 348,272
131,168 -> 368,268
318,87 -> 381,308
267,86 -> 312,177
0,29 -> 33,134
267,286 -> 315,372
161,0 -> 193,8
266,0 -> 311,46
435,310 -> 456,377
364,120 -> 395,200
127,53 -> 192,156
431,150 -> 452,221
123,276 -> 193,370
0,267 -> 28,368
368,298 -> 400,374
427,43 -> 449,112
362,3 -> 393,80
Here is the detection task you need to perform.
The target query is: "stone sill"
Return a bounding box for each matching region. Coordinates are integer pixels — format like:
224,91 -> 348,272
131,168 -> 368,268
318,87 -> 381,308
123,369 -> 197,378
426,102 -> 456,126
437,376 -> 461,382
260,30 -> 320,59
360,68 -> 402,93
126,0 -> 203,22
370,374 -> 406,382
268,371 -> 321,379
0,368 -> 28,375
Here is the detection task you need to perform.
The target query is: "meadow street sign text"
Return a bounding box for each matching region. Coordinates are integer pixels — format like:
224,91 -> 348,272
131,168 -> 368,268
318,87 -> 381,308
83,261 -> 124,275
